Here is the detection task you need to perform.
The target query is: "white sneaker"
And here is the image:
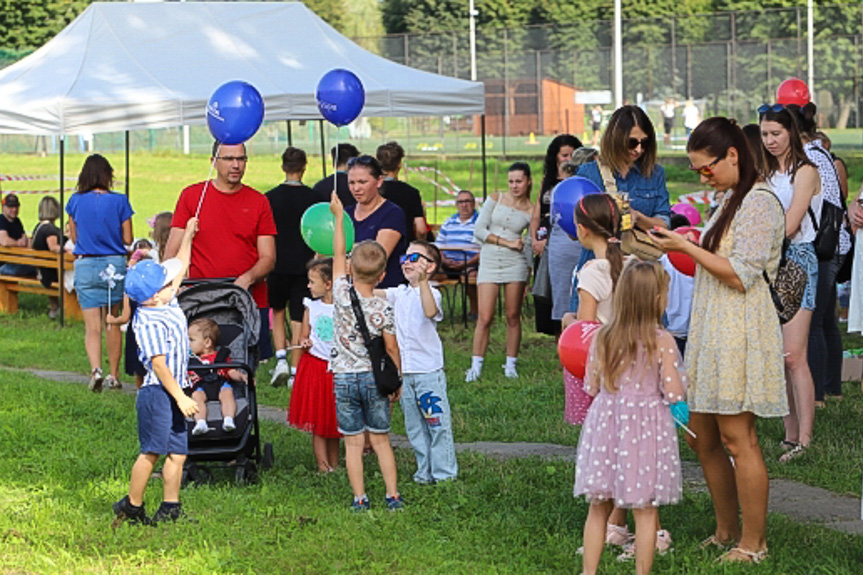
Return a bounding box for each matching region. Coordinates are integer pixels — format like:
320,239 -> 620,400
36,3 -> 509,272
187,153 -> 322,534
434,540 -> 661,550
192,420 -> 210,436
222,417 -> 236,432
270,361 -> 289,387
464,367 -> 481,382
503,365 -> 518,379
89,368 -> 104,393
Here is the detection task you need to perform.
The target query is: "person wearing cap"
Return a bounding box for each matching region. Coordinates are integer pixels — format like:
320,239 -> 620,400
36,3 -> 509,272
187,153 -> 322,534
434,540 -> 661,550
0,193 -> 37,277
107,217 -> 199,526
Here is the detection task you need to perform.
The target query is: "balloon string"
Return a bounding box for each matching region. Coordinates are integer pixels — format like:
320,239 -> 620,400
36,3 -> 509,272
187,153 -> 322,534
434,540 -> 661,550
195,142 -> 221,219
332,133 -> 338,202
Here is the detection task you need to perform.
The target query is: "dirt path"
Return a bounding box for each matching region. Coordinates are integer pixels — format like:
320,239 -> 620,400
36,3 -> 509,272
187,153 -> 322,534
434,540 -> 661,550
19,366 -> 863,535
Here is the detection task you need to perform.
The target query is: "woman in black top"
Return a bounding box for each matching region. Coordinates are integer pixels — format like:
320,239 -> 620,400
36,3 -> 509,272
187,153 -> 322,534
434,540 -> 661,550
31,196 -> 64,318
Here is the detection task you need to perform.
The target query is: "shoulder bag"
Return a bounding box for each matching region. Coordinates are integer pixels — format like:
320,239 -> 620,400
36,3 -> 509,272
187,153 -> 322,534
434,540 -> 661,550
806,145 -> 844,261
761,189 -> 807,324
597,160 -> 664,261
348,285 -> 402,396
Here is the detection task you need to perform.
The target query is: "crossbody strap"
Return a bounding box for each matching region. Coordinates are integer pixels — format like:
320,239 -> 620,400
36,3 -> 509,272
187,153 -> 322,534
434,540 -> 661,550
757,186 -> 788,285
348,285 -> 374,348
596,159 -> 618,194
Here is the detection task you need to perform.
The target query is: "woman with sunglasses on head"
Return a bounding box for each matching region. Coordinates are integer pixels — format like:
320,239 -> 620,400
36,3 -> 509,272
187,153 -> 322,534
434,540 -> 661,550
648,117 -> 786,564
345,155 -> 407,288
529,134 -> 582,336
760,104 -> 822,463
465,162 -> 534,382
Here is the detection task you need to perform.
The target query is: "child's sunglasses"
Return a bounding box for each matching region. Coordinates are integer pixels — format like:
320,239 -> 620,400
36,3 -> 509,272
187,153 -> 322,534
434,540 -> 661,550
400,252 -> 434,265
689,156 -> 723,177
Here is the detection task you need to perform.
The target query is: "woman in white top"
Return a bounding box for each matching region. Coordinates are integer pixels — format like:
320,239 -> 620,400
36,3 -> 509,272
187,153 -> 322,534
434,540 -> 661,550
760,104 -> 822,462
465,162 -> 533,381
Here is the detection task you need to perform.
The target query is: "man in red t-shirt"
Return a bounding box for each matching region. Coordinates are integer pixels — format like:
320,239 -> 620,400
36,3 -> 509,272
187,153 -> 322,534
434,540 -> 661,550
164,141 -> 277,358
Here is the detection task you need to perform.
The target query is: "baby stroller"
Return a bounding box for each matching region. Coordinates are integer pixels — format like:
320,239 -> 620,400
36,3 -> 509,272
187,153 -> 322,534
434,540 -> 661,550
178,280 -> 274,484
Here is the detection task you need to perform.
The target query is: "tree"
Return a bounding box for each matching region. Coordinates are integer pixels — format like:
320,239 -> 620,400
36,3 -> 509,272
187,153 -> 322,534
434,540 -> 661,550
0,0 -> 90,51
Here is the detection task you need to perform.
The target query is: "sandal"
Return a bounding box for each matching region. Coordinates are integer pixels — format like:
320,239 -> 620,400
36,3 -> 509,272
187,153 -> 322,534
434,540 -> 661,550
698,534 -> 736,550
779,440 -> 798,451
717,546 -> 768,564
779,443 -> 807,463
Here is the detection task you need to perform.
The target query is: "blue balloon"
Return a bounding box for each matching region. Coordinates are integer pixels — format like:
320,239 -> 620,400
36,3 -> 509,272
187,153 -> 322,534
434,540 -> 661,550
316,69 -> 365,126
550,176 -> 603,238
206,81 -> 265,145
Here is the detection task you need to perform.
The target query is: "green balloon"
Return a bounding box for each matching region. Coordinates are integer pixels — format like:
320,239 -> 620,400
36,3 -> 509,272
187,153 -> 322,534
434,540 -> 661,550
300,202 -> 355,256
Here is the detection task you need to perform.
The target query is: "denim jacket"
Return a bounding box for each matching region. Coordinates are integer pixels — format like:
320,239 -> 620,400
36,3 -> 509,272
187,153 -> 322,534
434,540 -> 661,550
576,160 -> 671,226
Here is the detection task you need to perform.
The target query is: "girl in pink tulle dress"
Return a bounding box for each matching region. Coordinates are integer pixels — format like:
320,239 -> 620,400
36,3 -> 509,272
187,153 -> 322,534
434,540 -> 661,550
574,260 -> 687,575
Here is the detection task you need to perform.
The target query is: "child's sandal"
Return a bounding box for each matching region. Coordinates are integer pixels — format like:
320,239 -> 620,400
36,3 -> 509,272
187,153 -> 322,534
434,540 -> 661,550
698,534 -> 736,550
779,443 -> 807,463
779,439 -> 798,451
717,547 -> 768,564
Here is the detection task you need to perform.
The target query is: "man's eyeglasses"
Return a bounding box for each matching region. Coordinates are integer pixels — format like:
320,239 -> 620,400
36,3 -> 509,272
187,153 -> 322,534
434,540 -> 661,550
400,252 -> 434,265
689,156 -> 723,177
757,103 -> 785,116
217,156 -> 248,163
627,137 -> 652,150
456,199 -> 474,205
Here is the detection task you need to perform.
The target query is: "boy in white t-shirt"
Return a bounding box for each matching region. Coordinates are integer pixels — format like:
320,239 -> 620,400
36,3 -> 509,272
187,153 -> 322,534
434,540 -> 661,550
379,241 -> 458,483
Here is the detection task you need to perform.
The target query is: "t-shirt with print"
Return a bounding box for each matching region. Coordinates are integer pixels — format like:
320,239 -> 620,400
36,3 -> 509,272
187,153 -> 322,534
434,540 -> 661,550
133,297 -> 191,389
304,296 -> 334,362
330,276 -> 395,373
171,182 -> 277,308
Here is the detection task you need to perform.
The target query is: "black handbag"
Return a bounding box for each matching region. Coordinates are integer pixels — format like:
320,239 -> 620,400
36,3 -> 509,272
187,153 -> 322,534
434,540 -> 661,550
807,146 -> 844,261
348,286 -> 402,396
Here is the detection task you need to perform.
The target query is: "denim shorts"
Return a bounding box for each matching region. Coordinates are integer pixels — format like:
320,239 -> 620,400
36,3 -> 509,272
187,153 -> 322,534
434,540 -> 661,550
334,371 -> 391,435
74,255 -> 127,309
137,385 -> 188,455
787,242 -> 818,311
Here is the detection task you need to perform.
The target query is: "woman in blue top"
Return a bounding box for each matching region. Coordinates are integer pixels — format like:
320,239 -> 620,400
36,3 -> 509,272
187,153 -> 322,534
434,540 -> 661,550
66,154 -> 134,392
345,155 -> 407,288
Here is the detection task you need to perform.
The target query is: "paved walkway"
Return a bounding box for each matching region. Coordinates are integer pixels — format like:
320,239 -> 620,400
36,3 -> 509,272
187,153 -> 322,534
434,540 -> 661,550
18,366 -> 863,535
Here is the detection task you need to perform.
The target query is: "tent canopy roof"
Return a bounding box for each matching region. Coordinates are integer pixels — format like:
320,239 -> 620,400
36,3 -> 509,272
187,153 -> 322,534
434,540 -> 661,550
0,2 -> 484,135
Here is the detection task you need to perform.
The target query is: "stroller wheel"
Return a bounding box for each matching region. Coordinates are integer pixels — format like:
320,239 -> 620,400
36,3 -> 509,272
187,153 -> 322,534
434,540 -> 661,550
183,463 -> 213,488
236,461 -> 258,485
262,443 -> 274,470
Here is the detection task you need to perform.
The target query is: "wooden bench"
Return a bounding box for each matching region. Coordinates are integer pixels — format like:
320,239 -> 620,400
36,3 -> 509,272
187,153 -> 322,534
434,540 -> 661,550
0,246 -> 82,320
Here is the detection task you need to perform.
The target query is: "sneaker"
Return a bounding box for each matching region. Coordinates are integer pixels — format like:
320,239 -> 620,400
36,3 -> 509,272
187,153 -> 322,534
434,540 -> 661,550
105,375 -> 122,390
152,502 -> 195,523
351,497 -> 370,512
503,365 -> 518,379
89,368 -> 104,393
617,529 -> 672,562
464,367 -> 481,382
385,494 -> 405,511
112,495 -> 153,527
270,361 -> 289,387
192,420 -> 210,436
605,523 -> 635,547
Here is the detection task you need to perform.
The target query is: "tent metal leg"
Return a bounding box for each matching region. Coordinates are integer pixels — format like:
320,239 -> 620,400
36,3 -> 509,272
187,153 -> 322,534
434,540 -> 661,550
319,119 -> 327,179
58,136 -> 65,328
125,131 -> 130,197
481,114 -> 488,200
286,120 -> 292,147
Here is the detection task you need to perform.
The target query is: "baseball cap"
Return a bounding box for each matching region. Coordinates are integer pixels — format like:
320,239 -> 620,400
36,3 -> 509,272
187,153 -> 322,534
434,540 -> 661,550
2,193 -> 20,207
124,258 -> 183,303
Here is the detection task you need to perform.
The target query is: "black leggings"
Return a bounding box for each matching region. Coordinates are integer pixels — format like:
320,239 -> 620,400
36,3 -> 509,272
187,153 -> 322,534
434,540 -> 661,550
807,255 -> 844,400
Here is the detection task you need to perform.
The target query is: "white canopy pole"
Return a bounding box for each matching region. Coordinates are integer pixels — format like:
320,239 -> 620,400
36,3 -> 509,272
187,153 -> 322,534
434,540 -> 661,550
614,0 -> 623,108
807,0 -> 814,97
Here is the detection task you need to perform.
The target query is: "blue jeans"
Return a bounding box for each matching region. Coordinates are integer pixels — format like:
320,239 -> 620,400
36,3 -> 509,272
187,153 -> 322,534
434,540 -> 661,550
0,263 -> 36,277
400,370 -> 458,483
334,371 -> 391,435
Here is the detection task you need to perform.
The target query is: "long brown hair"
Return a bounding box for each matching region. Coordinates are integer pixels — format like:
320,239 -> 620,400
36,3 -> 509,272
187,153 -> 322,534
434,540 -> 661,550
575,194 -> 624,289
151,212 -> 173,262
688,118 -> 759,254
599,105 -> 657,178
760,107 -> 814,182
76,154 -> 114,193
593,260 -> 668,393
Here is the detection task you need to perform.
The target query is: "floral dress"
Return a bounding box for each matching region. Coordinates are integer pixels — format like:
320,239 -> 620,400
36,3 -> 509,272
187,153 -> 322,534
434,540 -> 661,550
685,186 -> 788,417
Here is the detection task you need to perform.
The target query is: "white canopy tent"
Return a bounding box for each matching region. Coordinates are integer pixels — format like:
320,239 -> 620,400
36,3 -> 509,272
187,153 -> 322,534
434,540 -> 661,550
0,1 -> 486,325
0,1 -> 484,134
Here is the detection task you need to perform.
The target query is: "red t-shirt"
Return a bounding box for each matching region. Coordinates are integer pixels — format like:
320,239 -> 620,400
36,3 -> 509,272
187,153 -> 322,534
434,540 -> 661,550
172,181 -> 277,307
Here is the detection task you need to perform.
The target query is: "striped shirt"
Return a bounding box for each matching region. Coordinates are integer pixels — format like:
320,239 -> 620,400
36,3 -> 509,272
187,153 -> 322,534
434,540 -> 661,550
133,298 -> 191,389
437,211 -> 480,260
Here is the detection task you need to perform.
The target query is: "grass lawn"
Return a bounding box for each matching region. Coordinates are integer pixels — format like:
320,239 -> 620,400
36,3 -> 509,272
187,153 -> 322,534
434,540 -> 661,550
2,369 -> 863,573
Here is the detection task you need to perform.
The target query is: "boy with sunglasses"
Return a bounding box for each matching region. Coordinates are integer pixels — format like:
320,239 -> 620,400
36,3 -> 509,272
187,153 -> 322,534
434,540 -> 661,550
377,241 -> 458,484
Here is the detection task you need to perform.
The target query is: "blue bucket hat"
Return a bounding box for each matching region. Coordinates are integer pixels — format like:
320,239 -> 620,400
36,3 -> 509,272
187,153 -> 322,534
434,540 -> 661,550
125,259 -> 183,303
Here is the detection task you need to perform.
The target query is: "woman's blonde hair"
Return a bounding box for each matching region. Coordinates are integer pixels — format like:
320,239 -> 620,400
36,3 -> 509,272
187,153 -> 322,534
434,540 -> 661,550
150,212 -> 173,262
38,196 -> 61,221
593,260 -> 668,393
599,105 -> 657,179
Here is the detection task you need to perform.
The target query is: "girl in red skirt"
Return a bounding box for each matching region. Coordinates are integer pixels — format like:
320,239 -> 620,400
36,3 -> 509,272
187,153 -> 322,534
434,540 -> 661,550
288,257 -> 340,472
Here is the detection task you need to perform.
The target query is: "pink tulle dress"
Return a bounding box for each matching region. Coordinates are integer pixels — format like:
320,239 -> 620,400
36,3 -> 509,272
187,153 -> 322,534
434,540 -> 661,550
574,330 -> 686,509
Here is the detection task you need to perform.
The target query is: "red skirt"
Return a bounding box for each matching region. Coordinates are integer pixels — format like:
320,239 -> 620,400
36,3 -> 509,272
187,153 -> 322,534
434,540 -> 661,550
288,353 -> 340,439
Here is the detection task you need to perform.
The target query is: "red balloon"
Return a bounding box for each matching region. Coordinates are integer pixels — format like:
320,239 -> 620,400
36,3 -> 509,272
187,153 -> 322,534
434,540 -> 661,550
667,226 -> 702,277
558,320 -> 601,378
776,77 -> 810,107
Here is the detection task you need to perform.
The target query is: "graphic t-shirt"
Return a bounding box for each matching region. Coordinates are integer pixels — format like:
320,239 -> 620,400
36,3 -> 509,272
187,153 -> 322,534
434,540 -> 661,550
172,182 -> 277,307
304,296 -> 334,361
330,276 -> 395,373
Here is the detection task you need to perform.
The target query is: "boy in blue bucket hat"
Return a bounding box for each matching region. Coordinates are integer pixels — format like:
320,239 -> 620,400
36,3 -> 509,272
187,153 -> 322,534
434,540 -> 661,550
109,217 -> 198,526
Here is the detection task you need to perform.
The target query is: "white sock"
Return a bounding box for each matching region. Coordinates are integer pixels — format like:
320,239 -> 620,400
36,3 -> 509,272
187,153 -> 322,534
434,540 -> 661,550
275,349 -> 287,361
354,494 -> 368,503
290,366 -> 297,375
192,419 -> 209,435
222,416 -> 236,431
471,356 -> 484,372
505,357 -> 517,370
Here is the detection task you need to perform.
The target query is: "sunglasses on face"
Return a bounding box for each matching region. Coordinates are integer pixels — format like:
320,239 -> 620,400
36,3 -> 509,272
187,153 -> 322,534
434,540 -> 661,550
400,252 -> 434,265
689,156 -> 723,177
757,103 -> 785,116
627,137 -> 651,150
